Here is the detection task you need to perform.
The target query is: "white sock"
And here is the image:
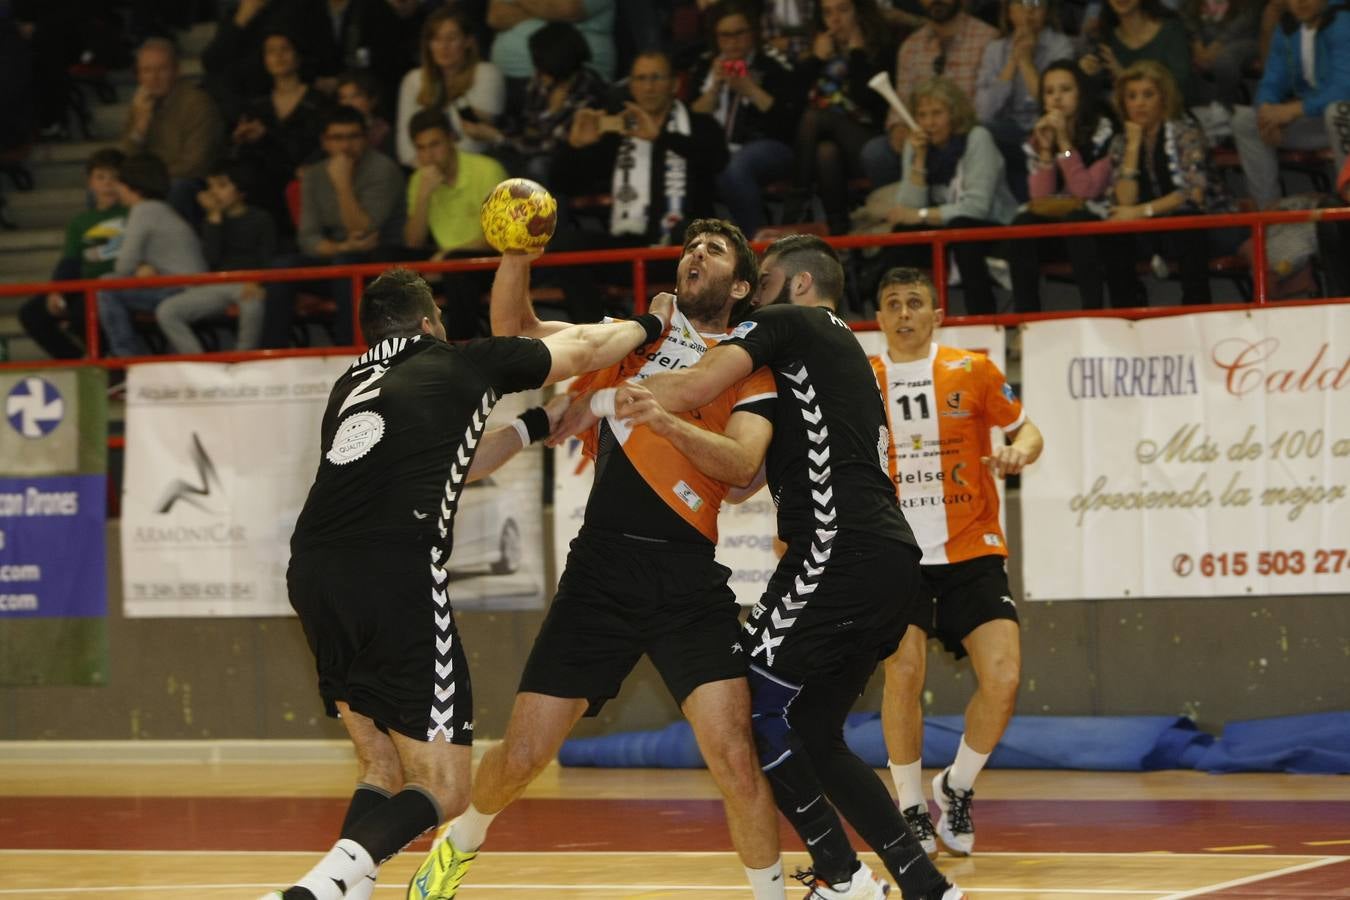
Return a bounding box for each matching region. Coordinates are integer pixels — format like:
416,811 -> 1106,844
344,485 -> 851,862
294,838 -> 375,900
947,738 -> 990,792
342,868 -> 379,900
889,759 -> 926,811
745,860 -> 786,899
448,803 -> 498,853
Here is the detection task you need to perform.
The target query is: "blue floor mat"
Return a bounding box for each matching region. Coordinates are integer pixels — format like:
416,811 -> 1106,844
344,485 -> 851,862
559,712 -> 1350,773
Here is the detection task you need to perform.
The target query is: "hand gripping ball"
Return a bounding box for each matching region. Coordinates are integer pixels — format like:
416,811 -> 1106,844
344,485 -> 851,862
480,178 -> 558,252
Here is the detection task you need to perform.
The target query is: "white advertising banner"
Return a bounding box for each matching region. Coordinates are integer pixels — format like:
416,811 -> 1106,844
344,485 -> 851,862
1020,305 -> 1350,599
122,358 -> 548,617
552,323 -> 1007,605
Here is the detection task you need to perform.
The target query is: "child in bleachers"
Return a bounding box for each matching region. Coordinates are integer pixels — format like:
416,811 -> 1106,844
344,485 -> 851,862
18,148 -> 128,359
154,162 -> 277,355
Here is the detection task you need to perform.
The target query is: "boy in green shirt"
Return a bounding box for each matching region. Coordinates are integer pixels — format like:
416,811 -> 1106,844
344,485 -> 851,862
19,148 -> 128,359
403,108 -> 507,340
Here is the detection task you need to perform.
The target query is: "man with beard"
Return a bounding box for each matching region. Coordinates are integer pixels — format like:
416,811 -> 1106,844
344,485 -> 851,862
613,234 -> 964,900
406,219 -> 797,900
545,50 -> 728,323
860,0 -> 997,188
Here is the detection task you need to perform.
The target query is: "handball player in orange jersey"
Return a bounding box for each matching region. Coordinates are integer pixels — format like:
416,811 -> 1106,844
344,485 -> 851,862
869,267 -> 1043,859
408,219 -> 793,900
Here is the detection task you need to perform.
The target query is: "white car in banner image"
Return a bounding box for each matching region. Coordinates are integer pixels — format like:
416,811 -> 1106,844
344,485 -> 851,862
446,477 -> 521,576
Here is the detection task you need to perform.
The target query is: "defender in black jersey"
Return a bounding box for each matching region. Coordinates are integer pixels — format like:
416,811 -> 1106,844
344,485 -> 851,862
619,236 -> 962,900
263,267 -> 673,900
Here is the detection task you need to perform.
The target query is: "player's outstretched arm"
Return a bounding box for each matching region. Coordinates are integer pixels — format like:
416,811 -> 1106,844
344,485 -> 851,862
490,250 -> 569,339
619,384 -> 772,487
467,395 -> 569,481
538,294 -> 674,386
615,343 -> 755,413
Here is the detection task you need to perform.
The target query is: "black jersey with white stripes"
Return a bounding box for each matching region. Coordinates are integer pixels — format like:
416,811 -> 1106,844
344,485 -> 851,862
291,334 -> 551,554
719,304 -> 917,548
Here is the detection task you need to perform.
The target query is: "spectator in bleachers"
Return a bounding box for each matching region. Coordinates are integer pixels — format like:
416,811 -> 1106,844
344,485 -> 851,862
1094,60 -> 1230,304
760,0 -> 819,61
471,21 -> 610,185
1183,0 -> 1261,107
785,0 -> 896,234
18,149 -> 127,360
403,109 -> 505,339
231,29 -> 332,241
1007,59 -> 1119,310
487,0 -> 617,98
547,50 -> 728,321
155,162 -> 278,354
97,153 -> 207,357
860,0 -> 999,188
337,70 -> 395,158
356,0 -> 430,115
689,0 -> 803,237
1079,0 -> 1196,106
1314,153 -> 1350,295
868,75 -> 1017,313
119,37 -> 225,226
261,105 -> 406,347
975,0 -> 1075,200
1231,0 -> 1350,209
396,6 -> 506,165
203,0 -> 322,124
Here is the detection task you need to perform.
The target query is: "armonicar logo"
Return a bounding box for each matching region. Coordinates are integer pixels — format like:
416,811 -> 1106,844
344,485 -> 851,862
156,433 -> 221,514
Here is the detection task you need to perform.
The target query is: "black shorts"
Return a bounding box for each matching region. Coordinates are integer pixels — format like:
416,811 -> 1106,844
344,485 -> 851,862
917,554 -> 1020,659
518,529 -> 745,716
288,546 -> 474,745
742,529 -> 924,685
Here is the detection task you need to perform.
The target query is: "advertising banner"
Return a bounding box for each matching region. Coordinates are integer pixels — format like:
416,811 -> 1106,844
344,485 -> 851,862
0,369 -> 107,685
121,357 -> 548,616
552,324 -> 1008,604
1020,306 -> 1350,599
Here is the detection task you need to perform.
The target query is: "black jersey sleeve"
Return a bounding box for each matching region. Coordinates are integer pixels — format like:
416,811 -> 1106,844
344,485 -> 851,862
719,304 -> 810,371
457,336 -> 553,394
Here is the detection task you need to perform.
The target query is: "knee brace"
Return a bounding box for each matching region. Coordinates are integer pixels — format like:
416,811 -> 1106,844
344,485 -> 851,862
748,664 -> 802,770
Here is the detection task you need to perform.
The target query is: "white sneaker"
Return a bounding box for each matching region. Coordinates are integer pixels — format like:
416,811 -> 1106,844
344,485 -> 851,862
796,860 -> 892,898
901,803 -> 938,859
940,887 -> 966,900
931,768 -> 975,856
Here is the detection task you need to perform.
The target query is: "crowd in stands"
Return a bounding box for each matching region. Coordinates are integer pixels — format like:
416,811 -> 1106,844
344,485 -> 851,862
5,0 -> 1350,357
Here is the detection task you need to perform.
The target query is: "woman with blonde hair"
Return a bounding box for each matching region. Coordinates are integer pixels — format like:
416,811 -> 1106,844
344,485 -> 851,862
396,6 -> 506,165
871,76 -> 1018,314
1094,60 -> 1230,305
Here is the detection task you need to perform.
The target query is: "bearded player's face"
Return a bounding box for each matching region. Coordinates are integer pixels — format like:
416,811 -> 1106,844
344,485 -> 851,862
676,231 -> 740,320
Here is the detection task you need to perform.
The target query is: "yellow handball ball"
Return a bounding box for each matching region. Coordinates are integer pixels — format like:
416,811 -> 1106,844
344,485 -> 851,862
480,178 -> 558,253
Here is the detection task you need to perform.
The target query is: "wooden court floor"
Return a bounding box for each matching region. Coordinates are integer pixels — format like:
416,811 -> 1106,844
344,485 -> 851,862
1,753 -> 1348,899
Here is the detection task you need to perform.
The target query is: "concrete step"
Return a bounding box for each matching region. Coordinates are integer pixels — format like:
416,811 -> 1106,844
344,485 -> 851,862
0,250 -> 64,288
2,188 -> 89,229
0,228 -> 65,255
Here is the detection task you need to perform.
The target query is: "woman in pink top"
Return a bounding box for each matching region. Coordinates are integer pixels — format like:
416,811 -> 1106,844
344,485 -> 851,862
1008,59 -> 1118,311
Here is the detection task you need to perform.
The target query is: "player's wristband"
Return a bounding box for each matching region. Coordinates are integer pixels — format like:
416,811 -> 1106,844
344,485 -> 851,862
511,406 -> 551,445
590,388 -> 618,418
633,313 -> 664,345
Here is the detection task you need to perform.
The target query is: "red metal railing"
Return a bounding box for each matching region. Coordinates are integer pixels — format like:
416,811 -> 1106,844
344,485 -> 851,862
4,206 -> 1350,368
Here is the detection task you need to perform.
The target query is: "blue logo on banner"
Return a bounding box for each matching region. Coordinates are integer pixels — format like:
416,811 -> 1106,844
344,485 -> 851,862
6,377 -> 65,439
0,475 -> 106,618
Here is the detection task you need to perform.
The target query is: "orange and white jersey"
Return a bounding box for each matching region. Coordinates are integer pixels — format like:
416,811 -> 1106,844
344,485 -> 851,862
870,343 -> 1025,564
572,306 -> 778,543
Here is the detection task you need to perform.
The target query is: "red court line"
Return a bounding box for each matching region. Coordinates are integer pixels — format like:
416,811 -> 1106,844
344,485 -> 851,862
3,798 -> 1348,855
